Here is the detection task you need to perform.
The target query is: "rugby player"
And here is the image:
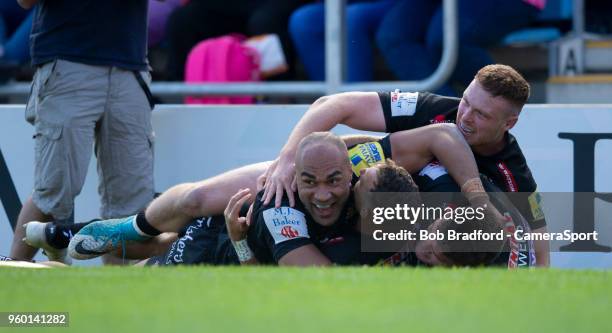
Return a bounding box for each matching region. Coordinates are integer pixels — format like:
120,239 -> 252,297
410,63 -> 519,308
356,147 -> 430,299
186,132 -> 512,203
261,64 -> 550,266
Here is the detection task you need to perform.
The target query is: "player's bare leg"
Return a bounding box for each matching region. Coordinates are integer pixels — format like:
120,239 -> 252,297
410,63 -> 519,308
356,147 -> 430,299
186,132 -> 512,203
145,161 -> 271,232
108,232 -> 178,260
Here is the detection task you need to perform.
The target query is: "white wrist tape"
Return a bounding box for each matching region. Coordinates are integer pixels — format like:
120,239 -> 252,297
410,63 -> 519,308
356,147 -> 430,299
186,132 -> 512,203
232,239 -> 254,262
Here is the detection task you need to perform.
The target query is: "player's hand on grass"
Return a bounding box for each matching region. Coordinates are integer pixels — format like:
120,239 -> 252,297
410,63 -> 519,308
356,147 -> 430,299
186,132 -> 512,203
224,188 -> 252,241
261,157 -> 297,208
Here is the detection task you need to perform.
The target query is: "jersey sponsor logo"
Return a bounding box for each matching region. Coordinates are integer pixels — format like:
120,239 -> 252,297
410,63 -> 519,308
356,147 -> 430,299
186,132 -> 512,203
528,189 -> 545,221
168,217 -> 208,264
280,226 -> 299,238
518,251 -> 529,267
418,161 -> 448,180
505,222 -> 519,269
496,162 -> 519,192
390,90 -> 419,117
430,114 -> 451,124
348,141 -> 386,177
263,207 -> 309,244
503,214 -> 530,268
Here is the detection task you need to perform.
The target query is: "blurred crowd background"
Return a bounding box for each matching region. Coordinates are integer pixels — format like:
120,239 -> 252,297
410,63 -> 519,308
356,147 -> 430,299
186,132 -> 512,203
1,0 -> 611,104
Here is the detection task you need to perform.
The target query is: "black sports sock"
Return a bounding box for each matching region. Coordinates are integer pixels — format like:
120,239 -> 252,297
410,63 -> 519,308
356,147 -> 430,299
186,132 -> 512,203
70,219 -> 99,233
135,212 -> 161,237
46,220 -> 98,249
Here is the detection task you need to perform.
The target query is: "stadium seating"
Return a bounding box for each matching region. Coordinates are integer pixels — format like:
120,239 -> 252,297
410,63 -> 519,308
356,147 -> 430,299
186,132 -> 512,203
502,0 -> 573,45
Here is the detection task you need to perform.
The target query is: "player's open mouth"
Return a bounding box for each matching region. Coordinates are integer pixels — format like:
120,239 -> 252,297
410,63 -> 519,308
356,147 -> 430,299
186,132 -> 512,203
459,122 -> 474,135
313,202 -> 335,217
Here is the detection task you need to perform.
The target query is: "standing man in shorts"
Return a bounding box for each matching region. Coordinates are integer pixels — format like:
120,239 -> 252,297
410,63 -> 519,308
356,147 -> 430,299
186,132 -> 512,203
11,0 -> 155,263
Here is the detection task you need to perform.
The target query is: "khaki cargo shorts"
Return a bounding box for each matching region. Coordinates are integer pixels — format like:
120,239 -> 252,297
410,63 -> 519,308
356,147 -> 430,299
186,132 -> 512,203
26,59 -> 155,220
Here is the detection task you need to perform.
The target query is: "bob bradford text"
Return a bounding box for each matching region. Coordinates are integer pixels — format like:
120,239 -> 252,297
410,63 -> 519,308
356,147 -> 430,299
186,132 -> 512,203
372,228 -> 598,242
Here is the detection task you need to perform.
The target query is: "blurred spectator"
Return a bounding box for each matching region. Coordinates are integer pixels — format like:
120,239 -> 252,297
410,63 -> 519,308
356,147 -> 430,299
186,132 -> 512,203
148,0 -> 181,47
376,0 -> 545,95
0,2 -> 32,65
165,0 -> 307,81
10,0 -> 154,264
289,0 -> 396,82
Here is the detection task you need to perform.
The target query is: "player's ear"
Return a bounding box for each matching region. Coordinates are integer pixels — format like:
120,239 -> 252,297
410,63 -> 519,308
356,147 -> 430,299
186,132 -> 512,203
344,163 -> 353,179
504,114 -> 518,131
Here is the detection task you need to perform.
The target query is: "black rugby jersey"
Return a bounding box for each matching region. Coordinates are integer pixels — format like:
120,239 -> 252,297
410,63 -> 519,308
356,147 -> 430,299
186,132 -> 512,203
247,190 -> 358,264
150,195 -> 362,266
147,215 -> 240,266
377,91 -> 546,229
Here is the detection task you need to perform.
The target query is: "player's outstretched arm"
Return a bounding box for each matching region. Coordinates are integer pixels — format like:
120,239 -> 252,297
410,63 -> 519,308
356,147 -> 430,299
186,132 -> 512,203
263,92 -> 385,207
390,123 -> 507,227
341,134 -> 384,147
389,123 -> 479,187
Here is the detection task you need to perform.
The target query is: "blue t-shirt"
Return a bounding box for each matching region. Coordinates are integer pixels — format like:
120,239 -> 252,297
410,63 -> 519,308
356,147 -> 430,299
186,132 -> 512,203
30,0 -> 148,70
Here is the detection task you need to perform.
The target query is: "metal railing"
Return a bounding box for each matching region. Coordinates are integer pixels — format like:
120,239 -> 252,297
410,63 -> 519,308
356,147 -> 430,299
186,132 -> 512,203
572,0 -> 584,36
0,0 -> 459,98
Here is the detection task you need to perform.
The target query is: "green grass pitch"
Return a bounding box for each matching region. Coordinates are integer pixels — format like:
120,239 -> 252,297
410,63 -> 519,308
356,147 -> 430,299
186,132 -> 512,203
1,267 -> 610,333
